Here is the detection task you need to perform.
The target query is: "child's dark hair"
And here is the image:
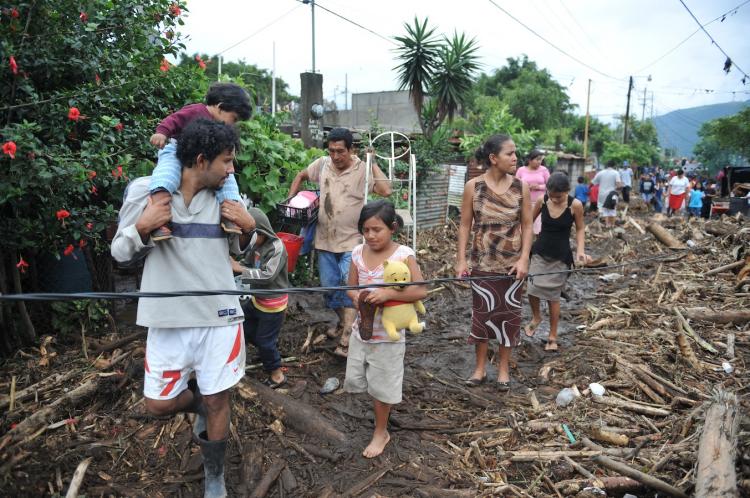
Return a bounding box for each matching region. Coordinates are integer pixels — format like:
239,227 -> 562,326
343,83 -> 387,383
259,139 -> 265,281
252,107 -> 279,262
474,134 -> 512,167
577,176 -> 585,183
327,127 -> 353,149
357,200 -> 403,234
547,172 -> 570,193
176,119 -> 239,168
206,82 -> 252,120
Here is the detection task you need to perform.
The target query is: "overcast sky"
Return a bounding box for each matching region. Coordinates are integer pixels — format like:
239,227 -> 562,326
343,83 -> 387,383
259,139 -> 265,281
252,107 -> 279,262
179,0 -> 750,123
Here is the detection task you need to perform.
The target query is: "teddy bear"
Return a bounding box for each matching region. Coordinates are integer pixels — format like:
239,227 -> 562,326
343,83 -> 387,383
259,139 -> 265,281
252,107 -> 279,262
378,259 -> 426,341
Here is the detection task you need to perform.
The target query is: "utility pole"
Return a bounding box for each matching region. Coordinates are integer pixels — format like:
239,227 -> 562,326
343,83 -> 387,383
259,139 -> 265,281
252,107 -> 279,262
650,92 -> 654,120
623,76 -> 633,144
303,0 -> 316,72
641,86 -> 647,121
218,55 -> 222,77
583,79 -> 591,161
344,73 -> 348,110
271,42 -> 276,116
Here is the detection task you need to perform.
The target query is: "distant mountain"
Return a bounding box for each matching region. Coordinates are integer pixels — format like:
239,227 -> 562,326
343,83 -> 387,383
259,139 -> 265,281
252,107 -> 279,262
653,100 -> 749,157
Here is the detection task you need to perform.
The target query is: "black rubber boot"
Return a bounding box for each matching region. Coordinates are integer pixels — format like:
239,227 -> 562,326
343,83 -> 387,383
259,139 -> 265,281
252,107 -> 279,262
195,432 -> 227,498
186,378 -> 207,437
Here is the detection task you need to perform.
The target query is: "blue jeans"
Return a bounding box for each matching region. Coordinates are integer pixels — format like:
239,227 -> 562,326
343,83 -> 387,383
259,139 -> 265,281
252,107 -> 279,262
318,250 -> 353,309
242,302 -> 284,372
688,207 -> 701,217
149,141 -> 241,203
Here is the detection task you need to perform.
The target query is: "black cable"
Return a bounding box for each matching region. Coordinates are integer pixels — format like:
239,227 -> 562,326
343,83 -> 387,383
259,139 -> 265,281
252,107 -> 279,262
486,0 -> 623,81
298,0 -> 396,46
216,4 -> 303,56
0,249 -> 688,302
677,0 -> 750,81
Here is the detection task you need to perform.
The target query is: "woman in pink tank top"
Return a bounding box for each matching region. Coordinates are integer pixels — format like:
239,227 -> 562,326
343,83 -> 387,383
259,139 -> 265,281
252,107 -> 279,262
515,150 -> 549,234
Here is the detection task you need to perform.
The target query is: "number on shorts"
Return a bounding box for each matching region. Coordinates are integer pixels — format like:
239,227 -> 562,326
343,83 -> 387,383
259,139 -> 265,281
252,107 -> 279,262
160,370 -> 181,397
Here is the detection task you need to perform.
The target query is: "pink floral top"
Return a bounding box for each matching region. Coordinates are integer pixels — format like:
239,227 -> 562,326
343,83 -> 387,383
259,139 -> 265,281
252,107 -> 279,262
515,165 -> 550,234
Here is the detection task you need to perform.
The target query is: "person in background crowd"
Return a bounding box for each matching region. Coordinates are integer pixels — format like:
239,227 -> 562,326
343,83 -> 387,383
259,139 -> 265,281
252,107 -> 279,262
653,179 -> 665,213
574,176 -> 589,208
588,182 -> 599,213
687,184 -> 705,219
592,160 -> 622,227
618,161 -> 633,203
667,168 -> 690,217
515,150 -> 549,235
640,172 -> 656,207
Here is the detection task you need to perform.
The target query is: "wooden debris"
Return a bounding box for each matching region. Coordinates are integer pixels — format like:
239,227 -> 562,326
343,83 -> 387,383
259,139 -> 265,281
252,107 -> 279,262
592,454 -> 688,498
64,457 -> 93,498
249,459 -> 286,498
646,222 -> 686,249
695,389 -> 740,498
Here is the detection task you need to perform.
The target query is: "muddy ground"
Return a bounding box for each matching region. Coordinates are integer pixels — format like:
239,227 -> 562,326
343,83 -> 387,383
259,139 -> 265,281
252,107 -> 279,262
1,210 -> 749,497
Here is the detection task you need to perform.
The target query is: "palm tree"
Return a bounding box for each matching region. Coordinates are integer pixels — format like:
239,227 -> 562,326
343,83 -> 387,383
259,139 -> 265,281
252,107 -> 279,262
393,17 -> 439,135
393,19 -> 480,137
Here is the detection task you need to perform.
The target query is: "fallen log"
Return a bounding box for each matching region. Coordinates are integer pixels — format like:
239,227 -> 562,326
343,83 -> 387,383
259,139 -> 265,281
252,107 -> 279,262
0,369 -> 79,411
682,308 -> 750,325
92,330 -> 144,354
695,389 -> 740,498
590,427 -> 629,446
0,377 -> 99,450
592,394 -> 671,417
592,454 -> 688,498
646,223 -> 686,249
237,379 -> 347,446
500,449 -> 601,462
249,459 -> 286,498
341,466 -> 392,498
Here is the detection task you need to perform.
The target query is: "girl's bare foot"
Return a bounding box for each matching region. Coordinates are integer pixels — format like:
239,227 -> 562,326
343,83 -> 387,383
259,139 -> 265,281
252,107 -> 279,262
362,430 -> 390,458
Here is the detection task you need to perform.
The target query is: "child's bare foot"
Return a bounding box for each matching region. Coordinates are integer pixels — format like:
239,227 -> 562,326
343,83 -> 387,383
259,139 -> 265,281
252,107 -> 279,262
362,430 -> 390,458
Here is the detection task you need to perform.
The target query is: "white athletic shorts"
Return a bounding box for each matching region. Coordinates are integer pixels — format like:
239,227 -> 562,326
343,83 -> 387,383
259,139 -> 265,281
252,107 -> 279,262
144,323 -> 246,400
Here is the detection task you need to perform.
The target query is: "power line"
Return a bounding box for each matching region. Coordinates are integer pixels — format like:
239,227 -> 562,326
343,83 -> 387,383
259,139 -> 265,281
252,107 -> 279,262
635,0 -> 750,74
216,4 -> 302,56
677,0 -> 749,82
486,0 -> 623,81
308,0 -> 396,46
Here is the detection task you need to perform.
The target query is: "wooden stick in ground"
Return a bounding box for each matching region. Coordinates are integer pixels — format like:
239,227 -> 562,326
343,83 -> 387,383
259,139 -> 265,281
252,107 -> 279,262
0,370 -> 79,411
563,455 -> 603,488
8,375 -> 16,412
675,308 -> 718,354
92,330 -> 144,354
682,308 -> 750,325
676,332 -> 701,370
249,459 -> 286,498
726,332 -> 735,359
592,454 -> 688,498
341,466 -> 392,498
705,260 -> 745,275
64,457 -> 93,498
237,379 -> 346,446
592,394 -> 671,417
695,389 -> 740,498
646,222 -> 686,249
627,216 -> 645,234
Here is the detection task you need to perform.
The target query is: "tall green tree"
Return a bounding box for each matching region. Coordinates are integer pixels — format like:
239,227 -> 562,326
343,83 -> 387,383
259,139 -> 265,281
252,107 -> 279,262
394,17 -> 479,137
473,56 -> 574,132
694,107 -> 750,172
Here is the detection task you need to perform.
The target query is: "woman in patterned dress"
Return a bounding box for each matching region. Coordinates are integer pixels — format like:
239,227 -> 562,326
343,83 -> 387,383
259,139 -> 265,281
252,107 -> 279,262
455,134 -> 533,390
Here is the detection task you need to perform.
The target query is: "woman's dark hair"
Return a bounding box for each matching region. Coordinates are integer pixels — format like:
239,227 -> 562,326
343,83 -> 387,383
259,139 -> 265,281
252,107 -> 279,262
357,200 -> 403,234
474,134 -> 512,167
547,172 -> 571,193
176,119 -> 240,168
577,176 -> 585,183
206,82 -> 252,120
677,168 -> 684,175
527,149 -> 544,162
327,127 -> 353,149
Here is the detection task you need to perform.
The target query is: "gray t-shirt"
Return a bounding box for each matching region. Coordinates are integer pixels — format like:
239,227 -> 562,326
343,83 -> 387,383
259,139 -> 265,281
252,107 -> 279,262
592,168 -> 622,206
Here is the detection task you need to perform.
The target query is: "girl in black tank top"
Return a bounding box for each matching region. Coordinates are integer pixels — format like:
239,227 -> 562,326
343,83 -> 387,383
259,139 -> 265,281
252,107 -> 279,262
524,173 -> 589,351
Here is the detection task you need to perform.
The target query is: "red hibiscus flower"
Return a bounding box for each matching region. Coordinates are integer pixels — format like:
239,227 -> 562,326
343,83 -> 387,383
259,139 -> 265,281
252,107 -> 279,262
68,107 -> 81,121
16,257 -> 29,274
95,73 -> 101,85
195,55 -> 207,70
10,8 -> 19,18
159,59 -> 170,72
111,165 -> 123,179
114,122 -> 124,132
56,209 -> 71,220
2,141 -> 17,159
79,11 -> 88,23
86,222 -> 94,230
63,244 -> 75,257
78,239 -> 87,249
169,4 -> 181,16
87,170 -> 96,180
90,185 -> 98,194
9,55 -> 18,75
